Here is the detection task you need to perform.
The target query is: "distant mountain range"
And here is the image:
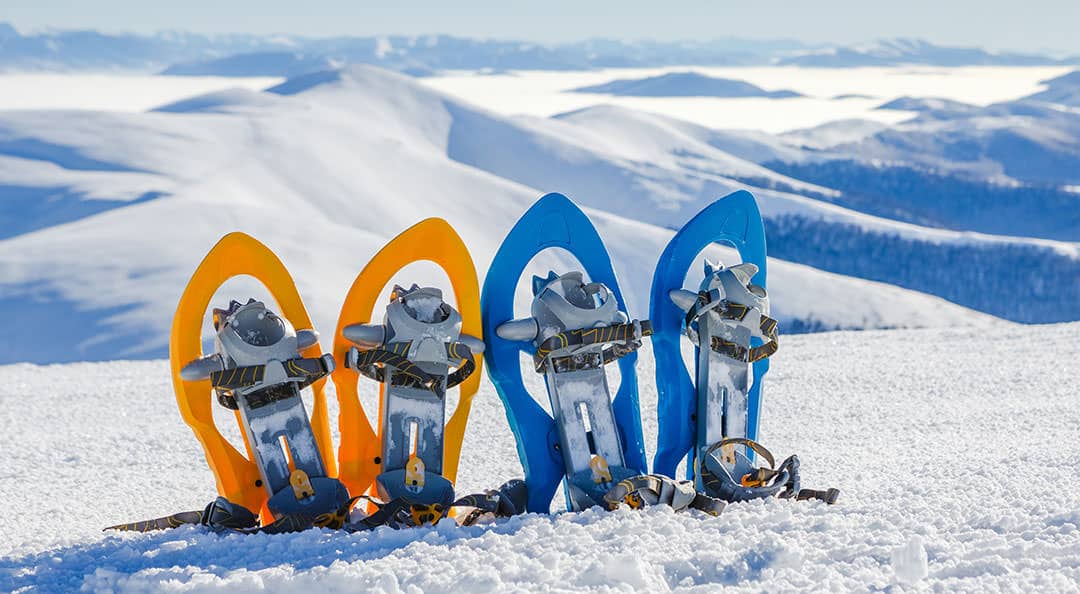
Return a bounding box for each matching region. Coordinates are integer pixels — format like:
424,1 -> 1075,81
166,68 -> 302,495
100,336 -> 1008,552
571,72 -> 801,98
777,38 -> 1073,67
1,22 -> 1077,76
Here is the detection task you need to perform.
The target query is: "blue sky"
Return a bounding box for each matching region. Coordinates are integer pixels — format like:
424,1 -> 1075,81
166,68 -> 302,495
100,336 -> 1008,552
2,0 -> 1077,53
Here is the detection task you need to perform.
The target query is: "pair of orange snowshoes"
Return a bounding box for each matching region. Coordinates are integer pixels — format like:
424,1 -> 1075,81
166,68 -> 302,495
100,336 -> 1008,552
108,219 -> 524,534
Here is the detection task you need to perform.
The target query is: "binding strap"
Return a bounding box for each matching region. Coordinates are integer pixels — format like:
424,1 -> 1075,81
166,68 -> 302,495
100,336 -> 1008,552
349,341 -> 476,392
452,479 -> 528,526
684,289 -> 778,363
533,320 -> 653,373
602,474 -> 725,516
212,355 -> 333,410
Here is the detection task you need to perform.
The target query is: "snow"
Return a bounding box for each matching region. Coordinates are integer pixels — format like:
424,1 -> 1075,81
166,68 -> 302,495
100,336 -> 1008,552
419,66 -> 1071,133
0,65 -> 1010,365
0,74 -> 282,112
891,536 -> 929,585
2,322 -> 1078,591
402,295 -> 444,324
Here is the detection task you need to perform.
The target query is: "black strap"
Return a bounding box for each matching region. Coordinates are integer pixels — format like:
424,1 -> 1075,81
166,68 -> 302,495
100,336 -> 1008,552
533,321 -> 652,373
452,479 -> 528,526
684,290 -> 778,363
602,474 -> 725,516
212,355 -> 333,410
350,341 -> 476,393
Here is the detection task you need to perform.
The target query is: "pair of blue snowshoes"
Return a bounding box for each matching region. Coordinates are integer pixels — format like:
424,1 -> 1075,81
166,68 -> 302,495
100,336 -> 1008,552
483,191 -> 838,514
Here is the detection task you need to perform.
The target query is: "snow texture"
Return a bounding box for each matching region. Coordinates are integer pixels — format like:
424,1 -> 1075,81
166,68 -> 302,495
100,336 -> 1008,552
2,322 -> 1078,592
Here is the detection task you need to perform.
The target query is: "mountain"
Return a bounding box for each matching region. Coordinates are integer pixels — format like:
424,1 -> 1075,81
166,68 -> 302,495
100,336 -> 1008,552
778,38 -> 1067,67
1023,69 -> 1080,106
571,72 -> 801,98
788,98 -> 1080,192
443,101 -> 1079,321
0,65 -> 1014,364
0,23 -> 1074,75
0,22 -> 804,74
0,23 -> 297,71
162,51 -> 338,77
875,96 -> 977,114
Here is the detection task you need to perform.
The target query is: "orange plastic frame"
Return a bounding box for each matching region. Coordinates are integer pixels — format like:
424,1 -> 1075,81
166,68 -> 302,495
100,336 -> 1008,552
171,232 -> 336,518
332,218 -> 482,498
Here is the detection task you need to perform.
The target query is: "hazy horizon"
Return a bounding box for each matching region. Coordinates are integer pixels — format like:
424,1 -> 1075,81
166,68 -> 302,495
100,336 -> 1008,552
2,0 -> 1078,55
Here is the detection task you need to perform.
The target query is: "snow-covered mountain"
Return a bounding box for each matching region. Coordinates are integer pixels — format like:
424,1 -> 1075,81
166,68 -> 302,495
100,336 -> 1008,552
0,22 -> 801,74
874,96 -> 977,114
571,72 -> 801,98
441,100 -> 1080,322
0,65 -> 1020,364
778,38 -> 1075,67
1,22 -> 1075,75
1024,69 -> 1080,106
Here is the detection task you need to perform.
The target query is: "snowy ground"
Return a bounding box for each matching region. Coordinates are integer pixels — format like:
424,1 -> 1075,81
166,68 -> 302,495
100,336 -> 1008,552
2,323 -> 1078,592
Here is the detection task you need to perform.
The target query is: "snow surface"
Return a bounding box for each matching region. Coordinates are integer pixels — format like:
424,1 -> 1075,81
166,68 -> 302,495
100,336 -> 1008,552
0,74 -> 282,112
2,322 -> 1078,591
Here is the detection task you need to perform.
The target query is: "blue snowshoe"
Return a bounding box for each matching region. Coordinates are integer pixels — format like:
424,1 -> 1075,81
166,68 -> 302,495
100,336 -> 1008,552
651,191 -> 838,505
482,193 -> 724,516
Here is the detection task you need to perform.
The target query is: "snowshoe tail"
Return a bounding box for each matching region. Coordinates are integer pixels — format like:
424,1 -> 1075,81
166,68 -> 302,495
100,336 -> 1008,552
106,496 -> 259,533
797,488 -> 841,504
104,510 -> 204,533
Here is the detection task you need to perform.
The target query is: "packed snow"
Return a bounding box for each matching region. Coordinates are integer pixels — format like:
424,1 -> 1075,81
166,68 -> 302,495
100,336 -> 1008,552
1,322 -> 1077,591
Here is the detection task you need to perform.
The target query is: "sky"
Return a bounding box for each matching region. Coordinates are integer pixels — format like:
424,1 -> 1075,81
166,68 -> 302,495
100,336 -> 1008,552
2,0 -> 1079,54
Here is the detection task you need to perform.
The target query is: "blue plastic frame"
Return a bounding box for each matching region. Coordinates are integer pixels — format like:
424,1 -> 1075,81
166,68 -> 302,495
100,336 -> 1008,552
481,193 -> 648,512
650,190 -> 770,479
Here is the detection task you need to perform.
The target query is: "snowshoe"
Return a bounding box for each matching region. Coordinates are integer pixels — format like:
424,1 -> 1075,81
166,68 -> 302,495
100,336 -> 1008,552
651,192 -> 837,504
108,233 -> 349,532
332,218 -> 525,527
483,193 -> 723,516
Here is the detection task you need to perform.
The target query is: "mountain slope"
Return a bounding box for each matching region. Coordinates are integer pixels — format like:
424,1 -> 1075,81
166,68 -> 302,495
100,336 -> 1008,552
0,66 -> 1004,364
